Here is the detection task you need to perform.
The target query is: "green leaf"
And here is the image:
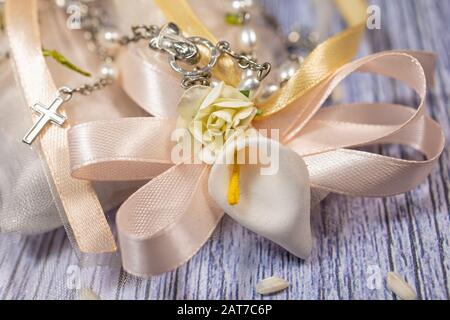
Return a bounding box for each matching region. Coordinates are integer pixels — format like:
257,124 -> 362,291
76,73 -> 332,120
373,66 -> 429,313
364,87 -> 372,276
42,49 -> 92,77
0,9 -> 4,32
240,89 -> 250,98
256,108 -> 263,116
225,13 -> 244,26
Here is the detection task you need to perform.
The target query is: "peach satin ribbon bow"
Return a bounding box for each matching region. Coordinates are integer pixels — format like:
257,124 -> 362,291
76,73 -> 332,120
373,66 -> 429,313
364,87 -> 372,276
68,51 -> 444,276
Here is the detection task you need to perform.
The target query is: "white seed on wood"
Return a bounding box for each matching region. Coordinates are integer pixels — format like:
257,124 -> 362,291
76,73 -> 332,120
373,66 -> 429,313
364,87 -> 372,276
78,288 -> 101,300
256,276 -> 289,295
386,272 -> 417,300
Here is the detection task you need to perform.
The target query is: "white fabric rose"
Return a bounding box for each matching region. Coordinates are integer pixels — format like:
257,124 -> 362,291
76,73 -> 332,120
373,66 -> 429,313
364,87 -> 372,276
177,82 -> 257,162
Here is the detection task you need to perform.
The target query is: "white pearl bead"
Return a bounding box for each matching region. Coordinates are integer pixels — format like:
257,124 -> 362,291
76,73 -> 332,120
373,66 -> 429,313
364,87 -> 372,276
231,0 -> 253,11
98,27 -> 120,51
257,83 -> 279,102
239,27 -> 257,53
99,63 -> 119,80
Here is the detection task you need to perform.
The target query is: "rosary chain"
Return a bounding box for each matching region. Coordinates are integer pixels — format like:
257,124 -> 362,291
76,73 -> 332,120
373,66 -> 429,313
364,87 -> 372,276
61,22 -> 272,94
181,73 -> 212,89
117,25 -> 161,46
60,77 -> 113,98
61,25 -> 161,99
216,41 -> 271,81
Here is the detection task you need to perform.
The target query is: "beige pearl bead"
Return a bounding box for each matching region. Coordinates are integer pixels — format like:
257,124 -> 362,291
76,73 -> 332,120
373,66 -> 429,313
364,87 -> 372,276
257,83 -> 279,102
238,27 -> 257,53
97,27 -> 121,52
99,63 -> 119,80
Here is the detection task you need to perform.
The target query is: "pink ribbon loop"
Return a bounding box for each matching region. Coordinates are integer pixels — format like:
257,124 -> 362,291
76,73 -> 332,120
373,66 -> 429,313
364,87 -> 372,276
69,118 -> 176,181
68,50 -> 445,276
116,48 -> 183,118
117,163 -> 223,277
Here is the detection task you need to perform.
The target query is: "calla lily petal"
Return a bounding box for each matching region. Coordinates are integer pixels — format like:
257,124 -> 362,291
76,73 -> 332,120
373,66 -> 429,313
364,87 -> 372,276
208,135 -> 312,259
214,100 -> 254,108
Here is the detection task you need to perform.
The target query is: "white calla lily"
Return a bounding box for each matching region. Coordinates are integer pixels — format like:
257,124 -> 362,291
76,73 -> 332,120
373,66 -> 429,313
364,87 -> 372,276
208,135 -> 312,259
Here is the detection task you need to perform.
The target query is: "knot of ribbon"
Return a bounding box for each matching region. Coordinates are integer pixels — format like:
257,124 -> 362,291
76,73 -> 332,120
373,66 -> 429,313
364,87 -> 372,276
68,50 -> 444,276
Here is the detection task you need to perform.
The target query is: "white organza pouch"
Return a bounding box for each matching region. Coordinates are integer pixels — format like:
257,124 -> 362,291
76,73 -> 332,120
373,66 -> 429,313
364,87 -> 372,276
0,1 -> 146,236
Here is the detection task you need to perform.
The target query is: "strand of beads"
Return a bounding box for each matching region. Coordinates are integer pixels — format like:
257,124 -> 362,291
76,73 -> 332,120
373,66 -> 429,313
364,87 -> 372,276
224,0 -> 261,96
55,0 -> 119,83
224,0 -> 324,102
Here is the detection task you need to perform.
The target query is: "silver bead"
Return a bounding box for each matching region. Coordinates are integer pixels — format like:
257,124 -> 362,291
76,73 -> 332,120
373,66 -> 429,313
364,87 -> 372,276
242,68 -> 254,78
277,59 -> 301,85
238,26 -> 257,53
99,62 -> 118,80
256,82 -> 279,102
239,76 -> 260,96
97,27 -> 121,51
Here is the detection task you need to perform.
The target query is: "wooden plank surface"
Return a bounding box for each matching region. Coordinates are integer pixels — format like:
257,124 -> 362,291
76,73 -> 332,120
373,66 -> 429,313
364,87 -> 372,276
0,0 -> 449,300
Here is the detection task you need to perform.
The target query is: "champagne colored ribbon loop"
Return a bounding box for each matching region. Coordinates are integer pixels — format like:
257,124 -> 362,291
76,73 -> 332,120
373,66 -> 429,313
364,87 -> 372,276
117,163 -> 223,277
116,49 -> 182,118
69,118 -> 176,181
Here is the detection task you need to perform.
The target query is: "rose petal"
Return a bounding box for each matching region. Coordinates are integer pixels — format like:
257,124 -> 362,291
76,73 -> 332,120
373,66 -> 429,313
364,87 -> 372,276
221,83 -> 252,101
232,108 -> 257,127
199,82 -> 224,110
214,100 -> 254,108
177,85 -> 212,123
209,109 -> 236,124
189,120 -> 206,144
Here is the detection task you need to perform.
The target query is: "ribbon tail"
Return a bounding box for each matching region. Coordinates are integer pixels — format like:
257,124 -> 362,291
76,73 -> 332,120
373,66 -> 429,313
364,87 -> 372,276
117,163 -> 223,277
6,0 -> 116,253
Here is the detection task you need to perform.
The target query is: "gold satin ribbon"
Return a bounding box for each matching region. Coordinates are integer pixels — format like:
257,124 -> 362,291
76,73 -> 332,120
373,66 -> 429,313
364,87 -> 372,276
5,0 -> 116,253
256,0 -> 367,118
153,0 -> 367,118
334,0 -> 368,26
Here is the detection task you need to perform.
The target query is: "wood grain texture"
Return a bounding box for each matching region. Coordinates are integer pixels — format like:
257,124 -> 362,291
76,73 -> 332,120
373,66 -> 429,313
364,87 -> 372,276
0,0 -> 449,300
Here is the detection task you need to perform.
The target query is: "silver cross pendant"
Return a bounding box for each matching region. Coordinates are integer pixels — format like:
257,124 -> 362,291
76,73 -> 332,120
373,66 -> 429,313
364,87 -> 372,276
22,88 -> 72,145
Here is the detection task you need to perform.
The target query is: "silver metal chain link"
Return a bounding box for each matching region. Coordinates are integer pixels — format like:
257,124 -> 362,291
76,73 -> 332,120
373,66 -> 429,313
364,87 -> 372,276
60,76 -> 113,97
118,25 -> 161,46
115,24 -> 272,88
64,22 -> 272,94
216,41 -> 272,81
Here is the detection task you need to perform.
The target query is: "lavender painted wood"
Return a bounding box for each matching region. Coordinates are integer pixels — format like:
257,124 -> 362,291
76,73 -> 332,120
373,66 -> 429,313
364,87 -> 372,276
1,0 -> 449,300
